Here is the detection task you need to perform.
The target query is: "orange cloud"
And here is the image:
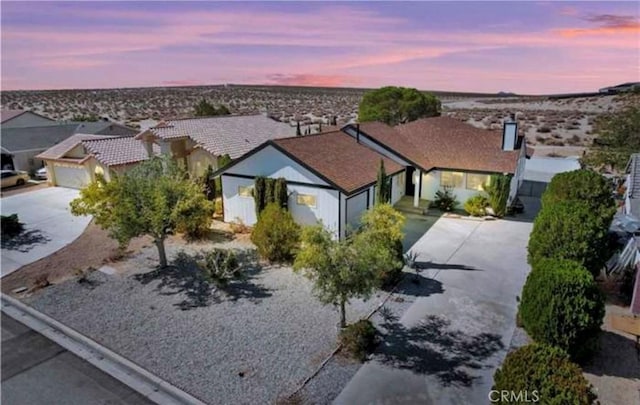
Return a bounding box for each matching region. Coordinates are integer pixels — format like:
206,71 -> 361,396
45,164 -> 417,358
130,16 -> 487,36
265,74 -> 358,87
557,14 -> 640,37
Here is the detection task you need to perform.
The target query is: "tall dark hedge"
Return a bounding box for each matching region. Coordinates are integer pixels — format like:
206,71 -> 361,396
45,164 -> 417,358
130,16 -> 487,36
542,169 -> 615,220
519,258 -> 604,362
493,343 -> 596,404
274,178 -> 288,208
254,176 -> 267,216
527,200 -> 611,276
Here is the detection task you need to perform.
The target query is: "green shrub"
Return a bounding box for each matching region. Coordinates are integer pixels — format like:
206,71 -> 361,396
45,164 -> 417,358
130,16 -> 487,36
527,200 -> 611,276
1,214 -> 24,239
274,178 -> 288,209
214,199 -> 223,216
199,248 -> 241,288
254,176 -> 267,216
251,203 -> 300,263
339,319 -> 377,361
433,186 -> 458,211
493,343 -> 596,404
173,189 -> 215,240
483,174 -> 511,217
519,258 -> 604,361
464,194 -> 489,216
542,169 -> 615,220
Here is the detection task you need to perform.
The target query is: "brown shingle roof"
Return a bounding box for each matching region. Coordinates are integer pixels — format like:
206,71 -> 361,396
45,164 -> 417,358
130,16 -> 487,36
83,137 -> 159,167
358,117 -> 519,174
273,131 -> 403,194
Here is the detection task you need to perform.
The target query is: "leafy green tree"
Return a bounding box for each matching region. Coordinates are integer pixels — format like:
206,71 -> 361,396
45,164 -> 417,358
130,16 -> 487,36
583,106 -> 640,172
200,164 -> 216,201
519,259 -> 605,361
358,86 -> 441,125
360,204 -> 405,286
294,221 -> 399,328
194,99 -> 231,117
70,157 -> 213,267
251,203 -> 300,263
483,174 -> 511,217
493,343 -> 597,404
528,200 -> 612,276
375,160 -> 391,204
541,169 -> 615,220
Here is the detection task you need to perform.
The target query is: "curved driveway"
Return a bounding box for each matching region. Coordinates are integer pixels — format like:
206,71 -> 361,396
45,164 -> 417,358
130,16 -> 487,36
1,188 -> 91,277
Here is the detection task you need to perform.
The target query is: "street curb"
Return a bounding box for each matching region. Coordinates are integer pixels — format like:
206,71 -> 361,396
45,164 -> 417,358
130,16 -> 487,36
1,293 -> 207,405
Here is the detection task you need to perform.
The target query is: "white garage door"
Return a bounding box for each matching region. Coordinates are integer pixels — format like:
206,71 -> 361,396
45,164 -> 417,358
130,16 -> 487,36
346,190 -> 369,230
53,164 -> 90,189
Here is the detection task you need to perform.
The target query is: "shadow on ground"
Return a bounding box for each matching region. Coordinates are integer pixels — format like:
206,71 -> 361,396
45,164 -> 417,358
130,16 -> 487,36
583,331 -> 640,380
394,273 -> 445,297
134,249 -> 271,310
1,229 -> 50,252
375,313 -> 504,387
413,261 -> 481,272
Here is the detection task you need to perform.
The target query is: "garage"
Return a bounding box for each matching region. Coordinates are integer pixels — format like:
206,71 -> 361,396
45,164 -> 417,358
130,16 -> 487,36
345,189 -> 370,229
52,163 -> 90,189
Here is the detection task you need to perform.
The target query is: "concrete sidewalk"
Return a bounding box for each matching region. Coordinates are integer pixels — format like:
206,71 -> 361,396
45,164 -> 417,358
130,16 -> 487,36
334,217 -> 533,405
1,187 -> 91,276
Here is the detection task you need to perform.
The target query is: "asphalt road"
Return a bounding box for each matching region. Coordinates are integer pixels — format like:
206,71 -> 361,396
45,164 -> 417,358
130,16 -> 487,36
1,313 -> 153,405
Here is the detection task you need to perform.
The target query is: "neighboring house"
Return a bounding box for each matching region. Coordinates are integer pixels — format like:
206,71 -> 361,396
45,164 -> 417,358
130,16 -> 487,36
36,135 -> 159,188
624,153 -> 640,218
218,131 -> 404,238
1,117 -> 137,172
520,155 -> 581,198
0,109 -> 55,128
342,116 -> 528,207
599,82 -> 640,94
135,114 -> 296,176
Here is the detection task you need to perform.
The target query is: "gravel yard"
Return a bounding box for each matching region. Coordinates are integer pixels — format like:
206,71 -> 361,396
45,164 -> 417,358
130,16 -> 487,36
23,238 -> 384,404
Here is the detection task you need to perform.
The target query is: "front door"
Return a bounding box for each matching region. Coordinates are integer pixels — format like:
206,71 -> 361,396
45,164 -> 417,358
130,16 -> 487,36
405,167 -> 414,196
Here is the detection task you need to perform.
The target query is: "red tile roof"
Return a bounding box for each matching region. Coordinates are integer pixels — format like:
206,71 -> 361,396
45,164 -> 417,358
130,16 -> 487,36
358,117 -> 520,174
272,131 -> 403,194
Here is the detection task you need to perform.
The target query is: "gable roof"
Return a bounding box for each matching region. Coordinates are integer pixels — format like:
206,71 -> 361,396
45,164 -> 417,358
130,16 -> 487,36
268,131 -> 403,194
82,137 -> 159,167
352,117 -> 520,174
145,114 -> 295,159
1,124 -> 79,152
36,134 -> 117,160
1,109 -> 54,124
69,121 -> 137,136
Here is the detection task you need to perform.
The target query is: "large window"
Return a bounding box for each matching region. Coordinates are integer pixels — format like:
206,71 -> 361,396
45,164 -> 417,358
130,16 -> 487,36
466,173 -> 491,191
238,185 -> 253,197
440,171 -> 464,188
296,194 -> 317,208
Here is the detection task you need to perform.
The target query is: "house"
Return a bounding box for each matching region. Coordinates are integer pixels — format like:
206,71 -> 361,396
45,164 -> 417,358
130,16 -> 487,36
219,130 -> 404,238
135,114 -> 296,176
624,153 -> 640,218
342,116 -> 528,207
1,118 -> 137,172
0,109 -> 55,128
36,135 -> 160,188
520,155 -> 581,198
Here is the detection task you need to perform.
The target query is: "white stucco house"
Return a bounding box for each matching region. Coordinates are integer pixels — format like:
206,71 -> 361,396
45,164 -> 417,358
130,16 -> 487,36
218,130 -> 404,238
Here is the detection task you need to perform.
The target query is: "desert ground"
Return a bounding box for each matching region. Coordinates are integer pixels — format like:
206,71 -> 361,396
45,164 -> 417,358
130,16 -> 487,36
2,85 -> 637,157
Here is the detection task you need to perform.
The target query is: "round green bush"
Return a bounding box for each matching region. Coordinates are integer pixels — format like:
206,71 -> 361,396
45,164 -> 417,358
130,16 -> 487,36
339,319 -> 377,361
464,194 -> 489,216
527,200 -> 611,276
519,258 -> 604,361
493,343 -> 596,404
542,169 -> 615,219
251,203 -> 300,263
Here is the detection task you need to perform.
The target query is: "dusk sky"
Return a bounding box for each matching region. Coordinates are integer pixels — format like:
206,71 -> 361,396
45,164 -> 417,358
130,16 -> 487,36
2,1 -> 638,94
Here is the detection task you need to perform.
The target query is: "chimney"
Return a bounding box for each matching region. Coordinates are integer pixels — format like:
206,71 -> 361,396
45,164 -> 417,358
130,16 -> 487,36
356,123 -> 360,143
502,113 -> 518,151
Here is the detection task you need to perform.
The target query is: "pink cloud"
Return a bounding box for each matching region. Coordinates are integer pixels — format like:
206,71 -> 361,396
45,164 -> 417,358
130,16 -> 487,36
265,74 -> 360,87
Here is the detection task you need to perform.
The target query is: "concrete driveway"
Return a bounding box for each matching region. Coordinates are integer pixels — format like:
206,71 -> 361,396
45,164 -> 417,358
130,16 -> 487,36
1,187 -> 91,277
335,216 -> 534,405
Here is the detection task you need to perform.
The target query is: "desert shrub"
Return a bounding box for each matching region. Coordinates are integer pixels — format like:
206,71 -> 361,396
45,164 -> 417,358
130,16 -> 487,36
251,203 -> 300,263
1,214 -> 24,239
483,174 -> 511,217
535,135 -> 546,144
537,125 -> 551,133
214,199 -> 223,216
229,219 -> 251,234
359,204 -> 405,288
173,190 -> 215,240
546,139 -> 565,146
519,258 -> 604,361
493,343 -> 596,404
433,186 -> 458,211
33,273 -> 51,290
528,201 -> 611,276
339,319 -> 377,361
464,194 -> 489,216
199,248 -> 241,287
541,170 -> 615,221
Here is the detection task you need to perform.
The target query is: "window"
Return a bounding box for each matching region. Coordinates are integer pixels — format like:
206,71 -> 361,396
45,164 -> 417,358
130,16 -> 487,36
296,194 -> 317,208
238,186 -> 253,197
466,173 -> 491,191
440,171 -> 464,188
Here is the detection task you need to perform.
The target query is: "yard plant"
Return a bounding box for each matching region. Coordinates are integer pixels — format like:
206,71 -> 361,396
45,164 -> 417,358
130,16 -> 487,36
70,157 -> 214,267
519,258 -> 604,362
1,214 -> 24,239
339,319 -> 377,361
463,194 -> 489,216
483,174 -> 511,217
493,343 -> 596,404
375,159 -> 391,204
251,203 -> 300,263
433,186 -> 458,212
253,176 -> 288,216
199,248 -> 241,288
